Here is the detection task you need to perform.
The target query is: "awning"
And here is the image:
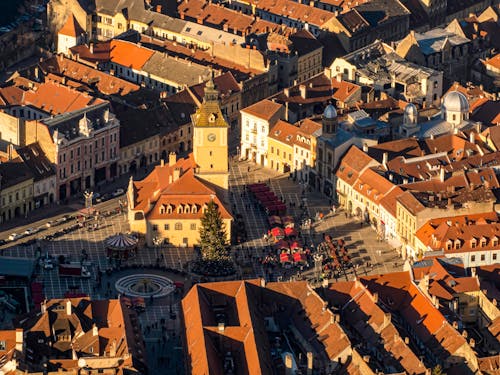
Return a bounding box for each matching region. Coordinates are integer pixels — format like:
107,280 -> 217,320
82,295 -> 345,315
290,241 -> 302,250
271,227 -> 285,237
280,253 -> 292,263
0,257 -> 35,278
105,233 -> 138,250
293,253 -> 306,263
284,227 -> 297,237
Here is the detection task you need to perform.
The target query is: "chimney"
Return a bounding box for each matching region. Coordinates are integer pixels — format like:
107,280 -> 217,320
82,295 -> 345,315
471,267 -> 476,277
362,355 -> 370,363
218,322 -> 225,332
173,168 -> 181,181
160,159 -> 164,167
285,353 -> 293,375
363,143 -> 368,152
92,323 -> 98,336
169,152 -> 176,166
420,274 -> 429,293
41,299 -> 47,314
110,339 -> 117,357
15,328 -> 23,352
469,338 -> 475,348
452,320 -> 459,329
404,337 -> 409,344
284,88 -> 290,97
462,330 -> 468,338
285,101 -> 289,122
90,43 -> 94,54
260,278 -> 266,287
432,294 -> 439,308
469,132 -> 475,144
382,152 -> 388,168
336,73 -> 342,82
383,312 -> 391,328
156,4 -> 162,12
34,67 -> 40,81
299,84 -> 307,99
372,292 -> 378,303
307,352 -> 313,375
453,299 -> 458,313
440,167 -> 445,182
66,300 -> 72,316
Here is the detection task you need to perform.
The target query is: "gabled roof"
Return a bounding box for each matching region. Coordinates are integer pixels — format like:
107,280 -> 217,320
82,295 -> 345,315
59,14 -> 85,37
109,40 -> 155,70
241,99 -> 283,121
268,120 -> 299,147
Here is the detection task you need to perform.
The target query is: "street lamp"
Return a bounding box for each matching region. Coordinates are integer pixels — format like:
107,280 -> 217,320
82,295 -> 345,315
83,190 -> 93,209
153,236 -> 161,259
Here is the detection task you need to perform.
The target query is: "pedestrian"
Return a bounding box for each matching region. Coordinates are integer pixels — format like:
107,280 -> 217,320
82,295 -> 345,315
247,166 -> 251,172
345,212 -> 348,218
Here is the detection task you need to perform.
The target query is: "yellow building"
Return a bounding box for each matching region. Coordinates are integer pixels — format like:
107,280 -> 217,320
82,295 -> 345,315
127,78 -> 232,247
0,158 -> 34,223
267,120 -> 296,173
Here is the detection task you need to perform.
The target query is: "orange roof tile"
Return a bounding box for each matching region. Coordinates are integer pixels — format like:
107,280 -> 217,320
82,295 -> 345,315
485,53 -> 500,70
59,14 -> 85,37
241,99 -> 283,121
109,40 -> 155,70
268,120 -> 299,146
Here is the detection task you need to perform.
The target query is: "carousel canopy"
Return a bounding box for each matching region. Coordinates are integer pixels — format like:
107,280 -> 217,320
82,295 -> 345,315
105,233 -> 138,250
280,253 -> 292,263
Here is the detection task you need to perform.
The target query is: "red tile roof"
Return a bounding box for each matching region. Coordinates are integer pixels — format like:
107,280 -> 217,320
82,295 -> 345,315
58,14 -> 85,37
241,99 -> 283,121
109,40 -> 155,70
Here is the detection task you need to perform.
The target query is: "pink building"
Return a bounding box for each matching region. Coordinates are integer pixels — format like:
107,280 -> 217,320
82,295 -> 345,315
26,103 -> 120,201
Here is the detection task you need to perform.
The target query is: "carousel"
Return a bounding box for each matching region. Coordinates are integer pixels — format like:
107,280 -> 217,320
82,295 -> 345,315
105,233 -> 139,260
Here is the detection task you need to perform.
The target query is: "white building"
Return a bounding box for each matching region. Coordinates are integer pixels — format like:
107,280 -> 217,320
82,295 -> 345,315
57,14 -> 86,55
240,99 -> 284,166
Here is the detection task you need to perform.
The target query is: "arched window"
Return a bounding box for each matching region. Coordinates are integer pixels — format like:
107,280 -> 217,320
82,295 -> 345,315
177,205 -> 183,214
184,205 -> 190,214
167,205 -> 173,214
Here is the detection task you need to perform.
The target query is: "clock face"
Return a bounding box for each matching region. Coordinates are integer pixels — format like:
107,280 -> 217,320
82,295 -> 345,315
207,133 -> 216,142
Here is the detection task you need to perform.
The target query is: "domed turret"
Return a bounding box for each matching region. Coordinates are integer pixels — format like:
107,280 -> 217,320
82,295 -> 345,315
403,103 -> 418,126
322,103 -> 338,136
442,91 -> 469,126
323,104 -> 337,119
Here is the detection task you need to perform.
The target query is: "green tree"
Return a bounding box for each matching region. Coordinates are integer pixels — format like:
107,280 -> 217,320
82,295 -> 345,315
199,200 -> 229,261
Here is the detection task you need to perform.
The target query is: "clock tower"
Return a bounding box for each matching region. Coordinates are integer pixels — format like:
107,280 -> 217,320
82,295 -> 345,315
192,76 -> 229,192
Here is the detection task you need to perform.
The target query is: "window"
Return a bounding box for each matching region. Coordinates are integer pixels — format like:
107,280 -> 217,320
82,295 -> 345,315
175,222 -> 182,230
480,254 -> 485,261
471,255 -> 475,262
493,253 -> 497,261
471,240 -> 477,248
190,223 -> 196,230
152,224 -> 158,231
164,224 -> 170,230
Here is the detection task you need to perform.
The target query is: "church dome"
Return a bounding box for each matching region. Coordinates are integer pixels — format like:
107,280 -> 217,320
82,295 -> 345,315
323,104 -> 337,119
404,103 -> 417,118
442,91 -> 469,113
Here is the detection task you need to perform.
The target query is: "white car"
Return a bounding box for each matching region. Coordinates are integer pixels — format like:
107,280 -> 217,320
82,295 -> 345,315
8,233 -> 21,241
42,259 -> 54,270
24,227 -> 39,235
112,188 -> 125,197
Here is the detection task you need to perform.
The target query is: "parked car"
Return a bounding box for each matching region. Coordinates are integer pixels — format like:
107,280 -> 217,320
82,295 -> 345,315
8,233 -> 21,241
24,227 -> 39,236
112,188 -> 125,197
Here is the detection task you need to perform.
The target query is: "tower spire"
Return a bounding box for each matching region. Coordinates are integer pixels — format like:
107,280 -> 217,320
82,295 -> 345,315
203,69 -> 218,103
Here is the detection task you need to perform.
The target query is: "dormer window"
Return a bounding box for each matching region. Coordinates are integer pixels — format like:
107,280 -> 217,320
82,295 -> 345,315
203,204 -> 208,213
191,205 -> 198,214
480,238 -> 487,247
492,237 -> 498,247
184,205 -> 190,214
454,239 -> 461,249
166,205 -> 173,214
471,238 -> 477,248
159,205 -> 166,214
177,205 -> 183,214
208,113 -> 216,123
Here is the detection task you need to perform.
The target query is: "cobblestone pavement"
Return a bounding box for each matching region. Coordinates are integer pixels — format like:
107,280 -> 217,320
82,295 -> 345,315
229,159 -> 402,282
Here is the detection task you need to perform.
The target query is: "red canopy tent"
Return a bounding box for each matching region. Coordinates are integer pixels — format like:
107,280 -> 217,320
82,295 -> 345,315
284,227 -> 298,237
290,241 -> 302,250
293,252 -> 307,263
280,253 -> 292,263
271,227 -> 285,238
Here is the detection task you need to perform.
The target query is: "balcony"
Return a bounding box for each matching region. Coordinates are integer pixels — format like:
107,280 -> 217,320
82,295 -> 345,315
250,127 -> 258,134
